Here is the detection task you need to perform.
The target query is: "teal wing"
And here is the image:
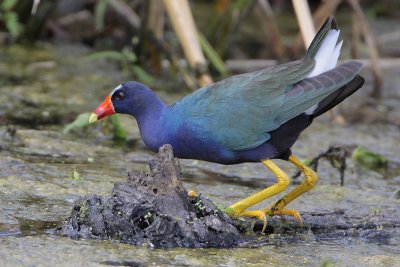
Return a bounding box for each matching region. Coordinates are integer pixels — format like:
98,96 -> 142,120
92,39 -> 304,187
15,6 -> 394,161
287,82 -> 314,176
168,59 -> 315,150
167,60 -> 362,151
275,61 -> 363,124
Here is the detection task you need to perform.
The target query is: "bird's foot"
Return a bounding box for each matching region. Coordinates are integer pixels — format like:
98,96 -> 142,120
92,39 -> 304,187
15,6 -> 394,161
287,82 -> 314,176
225,207 -> 302,233
262,207 -> 303,223
225,208 -> 268,232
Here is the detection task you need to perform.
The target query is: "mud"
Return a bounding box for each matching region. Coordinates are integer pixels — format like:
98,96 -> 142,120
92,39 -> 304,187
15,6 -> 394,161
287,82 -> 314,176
255,209 -> 399,246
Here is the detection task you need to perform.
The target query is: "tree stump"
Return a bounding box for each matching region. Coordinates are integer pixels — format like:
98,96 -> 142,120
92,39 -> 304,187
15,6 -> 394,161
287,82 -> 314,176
57,144 -> 246,248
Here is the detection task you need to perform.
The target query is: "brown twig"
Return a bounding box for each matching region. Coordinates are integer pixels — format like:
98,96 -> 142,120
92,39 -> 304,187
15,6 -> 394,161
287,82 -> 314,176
108,0 -> 141,29
163,0 -> 213,87
292,146 -> 352,186
209,1 -> 256,60
290,0 -> 343,55
351,13 -> 361,59
255,0 -> 285,59
147,0 -> 165,40
292,0 -> 316,48
101,0 -> 198,90
347,0 -> 383,99
145,0 -> 165,74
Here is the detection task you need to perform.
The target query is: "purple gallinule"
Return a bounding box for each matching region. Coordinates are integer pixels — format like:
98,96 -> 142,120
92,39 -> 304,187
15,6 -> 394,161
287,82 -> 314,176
89,17 -> 364,231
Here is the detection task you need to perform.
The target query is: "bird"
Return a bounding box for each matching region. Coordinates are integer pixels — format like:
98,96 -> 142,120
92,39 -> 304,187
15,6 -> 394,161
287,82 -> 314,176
88,17 -> 364,232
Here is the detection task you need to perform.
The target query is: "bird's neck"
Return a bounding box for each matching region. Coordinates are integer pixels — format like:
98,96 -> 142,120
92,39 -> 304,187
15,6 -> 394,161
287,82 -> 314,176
135,94 -> 167,151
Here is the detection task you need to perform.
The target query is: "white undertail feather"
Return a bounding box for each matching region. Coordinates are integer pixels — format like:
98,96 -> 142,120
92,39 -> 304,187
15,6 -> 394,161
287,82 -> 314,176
307,29 -> 342,78
305,29 -> 343,115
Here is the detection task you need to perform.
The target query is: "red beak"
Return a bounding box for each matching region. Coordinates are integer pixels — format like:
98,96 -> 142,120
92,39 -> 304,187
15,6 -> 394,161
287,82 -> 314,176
89,95 -> 115,123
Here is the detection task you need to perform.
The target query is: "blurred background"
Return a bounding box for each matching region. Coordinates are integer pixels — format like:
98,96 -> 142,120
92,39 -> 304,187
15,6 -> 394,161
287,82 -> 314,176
1,1 -> 400,266
1,0 -> 400,129
1,0 -> 400,127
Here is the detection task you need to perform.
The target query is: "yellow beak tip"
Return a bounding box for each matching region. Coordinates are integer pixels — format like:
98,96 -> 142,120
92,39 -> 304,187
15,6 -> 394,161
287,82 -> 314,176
88,113 -> 98,124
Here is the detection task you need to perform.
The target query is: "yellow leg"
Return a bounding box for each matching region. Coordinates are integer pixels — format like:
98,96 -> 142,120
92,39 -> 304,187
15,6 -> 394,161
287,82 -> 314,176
226,159 -> 290,216
265,154 -> 318,213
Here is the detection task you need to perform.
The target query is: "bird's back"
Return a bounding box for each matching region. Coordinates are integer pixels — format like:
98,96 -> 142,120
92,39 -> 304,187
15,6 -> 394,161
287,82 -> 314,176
160,17 -> 364,164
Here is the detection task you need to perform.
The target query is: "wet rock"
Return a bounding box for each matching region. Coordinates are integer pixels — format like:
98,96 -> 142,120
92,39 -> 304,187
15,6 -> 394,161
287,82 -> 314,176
57,144 -> 245,248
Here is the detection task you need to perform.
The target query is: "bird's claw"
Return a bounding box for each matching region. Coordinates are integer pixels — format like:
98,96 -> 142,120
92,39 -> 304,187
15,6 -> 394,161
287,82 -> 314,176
263,208 -> 303,223
225,207 -> 303,233
239,210 -> 268,233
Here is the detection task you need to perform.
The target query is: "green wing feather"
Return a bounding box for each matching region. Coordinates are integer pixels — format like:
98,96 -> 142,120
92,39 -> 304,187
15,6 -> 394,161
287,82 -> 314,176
276,61 -> 363,124
169,59 -> 315,150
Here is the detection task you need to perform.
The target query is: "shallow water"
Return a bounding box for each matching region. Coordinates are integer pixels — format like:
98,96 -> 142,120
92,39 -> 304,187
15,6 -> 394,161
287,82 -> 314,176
1,44 -> 400,266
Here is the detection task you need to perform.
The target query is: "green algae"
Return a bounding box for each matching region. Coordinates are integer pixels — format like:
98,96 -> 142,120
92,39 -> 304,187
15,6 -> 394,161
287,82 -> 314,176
352,146 -> 389,173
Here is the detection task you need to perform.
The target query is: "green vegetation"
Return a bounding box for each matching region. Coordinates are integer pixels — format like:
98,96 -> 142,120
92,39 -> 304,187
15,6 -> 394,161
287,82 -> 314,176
0,0 -> 23,38
198,33 -> 228,76
63,113 -> 92,134
352,146 -> 389,172
109,115 -> 127,142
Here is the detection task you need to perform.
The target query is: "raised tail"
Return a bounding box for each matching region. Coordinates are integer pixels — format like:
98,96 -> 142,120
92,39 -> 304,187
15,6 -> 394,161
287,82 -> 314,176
306,16 -> 337,59
285,17 -> 365,119
305,17 -> 365,117
305,16 -> 343,78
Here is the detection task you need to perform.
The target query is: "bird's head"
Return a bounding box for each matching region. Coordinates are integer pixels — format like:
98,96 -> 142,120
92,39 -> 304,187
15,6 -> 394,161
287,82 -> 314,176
89,81 -> 154,123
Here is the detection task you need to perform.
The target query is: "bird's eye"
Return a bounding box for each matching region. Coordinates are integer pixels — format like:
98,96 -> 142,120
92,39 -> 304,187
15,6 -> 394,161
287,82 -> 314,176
114,91 -> 125,101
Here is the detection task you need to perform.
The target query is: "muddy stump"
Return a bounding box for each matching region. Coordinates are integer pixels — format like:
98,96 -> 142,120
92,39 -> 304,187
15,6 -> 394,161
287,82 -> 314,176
58,144 -> 246,248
